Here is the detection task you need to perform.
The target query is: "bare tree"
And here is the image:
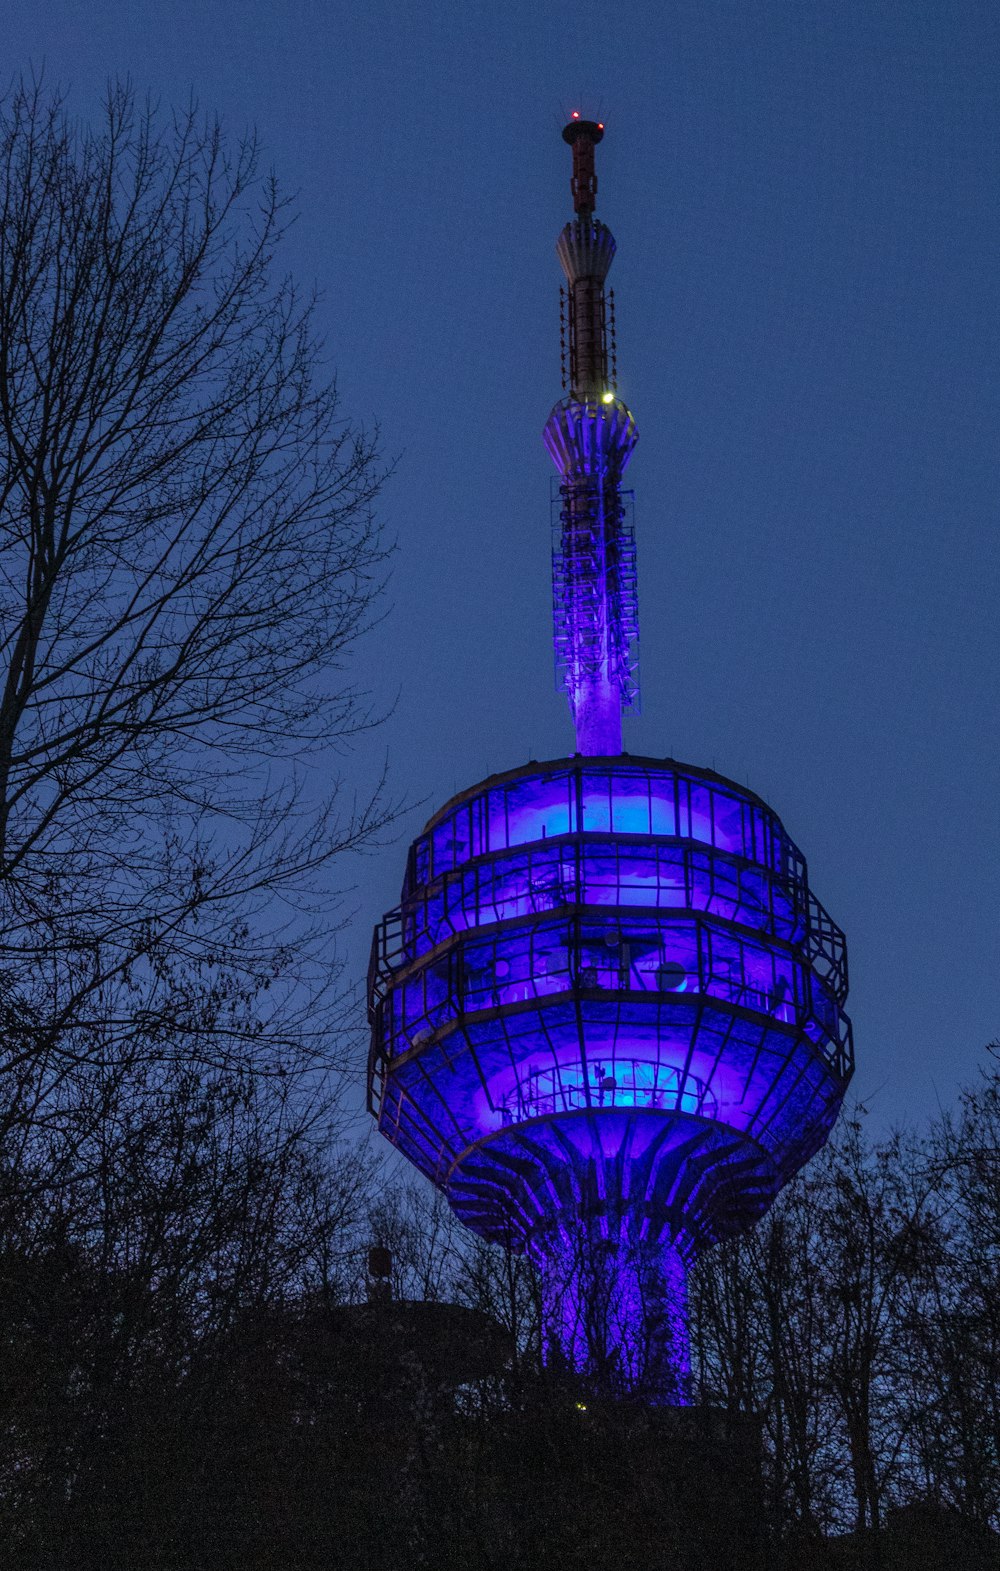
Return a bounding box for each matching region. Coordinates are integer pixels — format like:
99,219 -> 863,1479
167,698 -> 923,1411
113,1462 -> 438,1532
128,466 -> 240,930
691,1111 -> 984,1551
692,1156 -> 845,1538
903,1051 -> 1000,1527
0,76 -> 390,1120
0,74 -> 395,1554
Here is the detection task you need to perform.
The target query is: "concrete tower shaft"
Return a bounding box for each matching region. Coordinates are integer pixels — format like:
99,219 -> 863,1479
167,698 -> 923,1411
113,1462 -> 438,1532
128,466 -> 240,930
556,221 -> 615,400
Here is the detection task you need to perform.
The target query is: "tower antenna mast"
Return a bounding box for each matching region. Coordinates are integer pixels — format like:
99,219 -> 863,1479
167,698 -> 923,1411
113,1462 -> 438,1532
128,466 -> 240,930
545,113 -> 638,755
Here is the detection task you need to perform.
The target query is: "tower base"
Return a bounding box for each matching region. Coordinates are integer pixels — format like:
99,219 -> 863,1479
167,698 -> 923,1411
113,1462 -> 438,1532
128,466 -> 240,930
534,1218 -> 691,1405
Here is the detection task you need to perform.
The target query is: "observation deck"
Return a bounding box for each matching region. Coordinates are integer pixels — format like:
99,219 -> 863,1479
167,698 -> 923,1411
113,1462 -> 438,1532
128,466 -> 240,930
369,753 -> 850,1246
369,755 -> 851,1400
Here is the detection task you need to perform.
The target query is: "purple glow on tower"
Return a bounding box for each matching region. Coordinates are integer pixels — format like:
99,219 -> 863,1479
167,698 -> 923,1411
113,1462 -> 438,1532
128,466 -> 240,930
369,758 -> 853,1404
539,1198 -> 691,1406
367,124 -> 854,1407
545,118 -> 638,756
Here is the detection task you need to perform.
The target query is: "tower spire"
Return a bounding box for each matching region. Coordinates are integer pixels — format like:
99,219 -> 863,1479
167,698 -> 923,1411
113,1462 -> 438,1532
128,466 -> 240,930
545,118 -> 639,756
564,112 -> 601,216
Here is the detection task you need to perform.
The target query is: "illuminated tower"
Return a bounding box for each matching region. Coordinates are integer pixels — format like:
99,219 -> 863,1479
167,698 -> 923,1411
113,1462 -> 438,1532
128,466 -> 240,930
546,115 -> 637,756
368,118 -> 852,1405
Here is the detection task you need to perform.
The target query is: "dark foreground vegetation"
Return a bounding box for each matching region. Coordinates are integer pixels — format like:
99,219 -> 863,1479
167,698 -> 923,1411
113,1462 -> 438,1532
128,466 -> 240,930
3,1084 -> 1000,1568
0,74 -> 995,1570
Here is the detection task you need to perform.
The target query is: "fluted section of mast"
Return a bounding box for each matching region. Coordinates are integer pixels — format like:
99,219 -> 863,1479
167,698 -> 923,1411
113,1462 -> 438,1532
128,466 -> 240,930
545,119 -> 639,757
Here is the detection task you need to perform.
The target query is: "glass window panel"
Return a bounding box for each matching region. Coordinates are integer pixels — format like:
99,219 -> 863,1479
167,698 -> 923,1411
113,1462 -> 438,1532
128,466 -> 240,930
688,782 -> 714,846
504,777 -> 573,844
611,774 -> 652,835
711,791 -> 744,854
432,820 -> 456,875
487,789 -> 509,852
414,839 -> 430,886
581,776 -> 611,832
648,775 -> 677,836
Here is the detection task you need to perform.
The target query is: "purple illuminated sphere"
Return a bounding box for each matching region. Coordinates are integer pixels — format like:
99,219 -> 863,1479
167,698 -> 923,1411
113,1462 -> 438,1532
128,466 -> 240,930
368,754 -> 852,1403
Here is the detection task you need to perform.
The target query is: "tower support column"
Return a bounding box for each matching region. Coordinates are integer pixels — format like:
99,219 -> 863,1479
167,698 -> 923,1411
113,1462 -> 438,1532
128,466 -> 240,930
532,1216 -> 692,1406
573,672 -> 622,755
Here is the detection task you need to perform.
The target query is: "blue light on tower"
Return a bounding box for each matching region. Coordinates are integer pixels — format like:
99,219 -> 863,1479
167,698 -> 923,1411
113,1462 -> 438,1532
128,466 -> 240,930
368,118 -> 853,1405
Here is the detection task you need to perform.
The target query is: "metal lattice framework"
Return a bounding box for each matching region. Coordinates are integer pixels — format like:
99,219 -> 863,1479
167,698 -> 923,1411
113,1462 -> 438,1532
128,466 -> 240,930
551,477 -> 639,713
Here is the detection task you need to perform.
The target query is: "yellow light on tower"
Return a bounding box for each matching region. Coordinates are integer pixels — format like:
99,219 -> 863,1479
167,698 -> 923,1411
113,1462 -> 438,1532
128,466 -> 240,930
602,391 -> 615,404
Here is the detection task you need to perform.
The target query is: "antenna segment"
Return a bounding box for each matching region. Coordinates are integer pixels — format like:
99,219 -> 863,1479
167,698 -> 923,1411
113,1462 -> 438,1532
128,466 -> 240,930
545,119 -> 638,756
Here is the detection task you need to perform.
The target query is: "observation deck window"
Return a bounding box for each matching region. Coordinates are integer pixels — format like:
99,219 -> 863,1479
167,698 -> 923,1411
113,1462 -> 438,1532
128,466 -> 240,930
384,914 -> 820,1055
409,766 -> 802,891
501,1060 -> 715,1123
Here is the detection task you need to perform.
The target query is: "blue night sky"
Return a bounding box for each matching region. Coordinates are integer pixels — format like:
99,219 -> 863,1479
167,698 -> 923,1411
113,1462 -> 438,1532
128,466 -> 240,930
7,0 -> 998,1133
